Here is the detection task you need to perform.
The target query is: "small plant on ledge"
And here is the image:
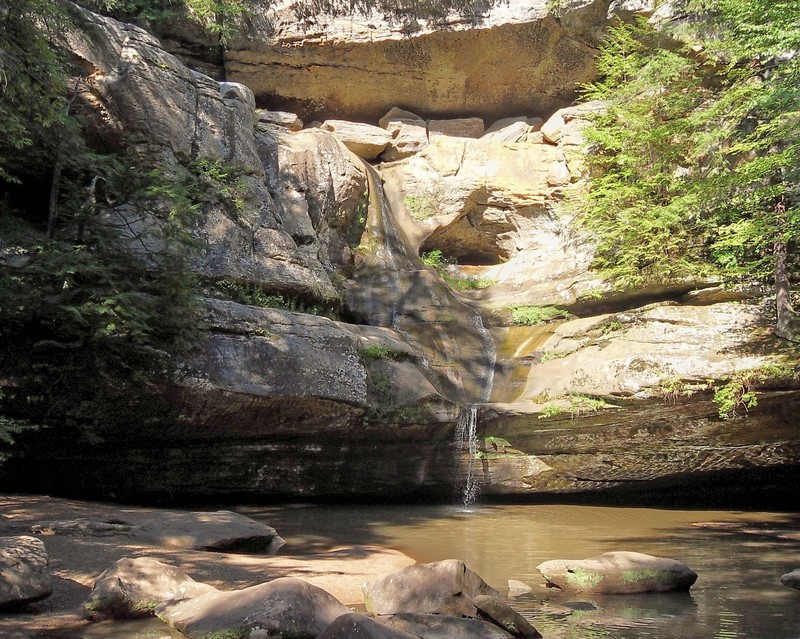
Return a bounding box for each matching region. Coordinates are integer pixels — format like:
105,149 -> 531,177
509,305 -> 570,326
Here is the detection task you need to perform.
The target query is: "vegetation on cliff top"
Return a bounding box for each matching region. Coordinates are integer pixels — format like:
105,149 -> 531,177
577,0 -> 799,340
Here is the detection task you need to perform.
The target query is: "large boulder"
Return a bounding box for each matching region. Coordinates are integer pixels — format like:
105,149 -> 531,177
536,551 -> 698,594
0,536 -> 52,608
363,559 -> 499,616
83,557 -> 216,620
258,126 -> 368,270
428,117 -> 485,140
156,577 -> 350,639
318,613 -> 420,639
781,568 -> 800,590
320,120 -> 392,159
380,108 -> 429,161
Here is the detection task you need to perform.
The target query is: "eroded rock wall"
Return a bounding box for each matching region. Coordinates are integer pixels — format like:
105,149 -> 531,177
224,0 -> 611,123
3,3 -> 797,505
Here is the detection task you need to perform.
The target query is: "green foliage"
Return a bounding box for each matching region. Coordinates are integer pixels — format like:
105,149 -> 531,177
358,344 -> 405,362
509,305 -> 569,326
85,0 -> 249,43
191,158 -> 248,212
577,4 -> 800,300
713,365 -> 795,418
209,280 -> 337,317
420,250 -> 495,291
290,0 -> 507,24
406,194 -> 438,221
537,395 -> 617,419
0,0 -> 73,185
0,0 -> 203,454
444,273 -> 496,291
540,349 -> 571,363
656,376 -> 693,403
420,249 -> 446,268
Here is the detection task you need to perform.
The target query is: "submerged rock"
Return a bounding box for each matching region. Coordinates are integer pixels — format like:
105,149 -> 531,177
473,594 -> 542,638
507,579 -> 533,597
536,551 -> 698,594
780,569 -> 800,590
319,613 -> 420,639
383,611 -> 515,639
0,536 -> 52,608
34,509 -> 285,554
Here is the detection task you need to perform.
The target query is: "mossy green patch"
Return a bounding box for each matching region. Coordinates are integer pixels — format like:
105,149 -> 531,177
621,569 -> 667,582
564,568 -> 605,588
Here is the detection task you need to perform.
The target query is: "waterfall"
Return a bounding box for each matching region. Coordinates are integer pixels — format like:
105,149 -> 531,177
352,164 -> 498,507
455,404 -> 480,510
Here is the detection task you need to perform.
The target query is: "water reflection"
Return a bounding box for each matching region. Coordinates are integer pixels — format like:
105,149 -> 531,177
242,504 -> 800,639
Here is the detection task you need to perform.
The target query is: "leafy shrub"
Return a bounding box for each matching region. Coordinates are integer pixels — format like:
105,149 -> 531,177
510,305 -> 569,326
713,366 -> 795,419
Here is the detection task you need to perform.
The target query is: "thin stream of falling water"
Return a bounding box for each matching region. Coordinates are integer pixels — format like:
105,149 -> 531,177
456,404 -> 480,509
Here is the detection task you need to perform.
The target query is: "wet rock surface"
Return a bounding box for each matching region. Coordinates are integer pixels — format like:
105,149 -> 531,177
780,569 -> 800,590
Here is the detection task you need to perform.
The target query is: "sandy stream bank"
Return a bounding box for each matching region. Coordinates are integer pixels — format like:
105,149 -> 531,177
0,495 -> 415,638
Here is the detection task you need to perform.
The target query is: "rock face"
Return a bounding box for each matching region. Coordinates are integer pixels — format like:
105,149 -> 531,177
498,301 -> 789,401
224,0 -> 609,123
536,551 -> 698,594
477,390 -> 800,500
84,557 -> 217,620
363,559 -> 499,617
0,536 -> 52,608
2,3 -> 798,506
156,577 -> 351,639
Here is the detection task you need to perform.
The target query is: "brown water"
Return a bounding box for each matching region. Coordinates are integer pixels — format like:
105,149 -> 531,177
240,503 -> 800,639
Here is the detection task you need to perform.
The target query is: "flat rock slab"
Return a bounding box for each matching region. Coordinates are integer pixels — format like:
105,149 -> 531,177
0,536 -> 53,608
156,576 -> 350,639
363,559 -> 499,616
781,568 -> 800,590
84,557 -> 217,620
33,510 -> 285,554
537,551 -> 697,594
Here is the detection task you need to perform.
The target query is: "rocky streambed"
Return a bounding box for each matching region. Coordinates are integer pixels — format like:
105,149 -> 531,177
2,496 -> 799,639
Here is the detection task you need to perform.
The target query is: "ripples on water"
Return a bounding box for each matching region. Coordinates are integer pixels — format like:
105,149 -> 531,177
241,504 -> 800,639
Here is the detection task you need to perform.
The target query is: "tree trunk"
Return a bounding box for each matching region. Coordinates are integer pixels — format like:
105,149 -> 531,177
774,237 -> 798,341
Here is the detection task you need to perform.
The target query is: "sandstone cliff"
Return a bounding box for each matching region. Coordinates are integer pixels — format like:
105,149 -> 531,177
1,1 -> 797,505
